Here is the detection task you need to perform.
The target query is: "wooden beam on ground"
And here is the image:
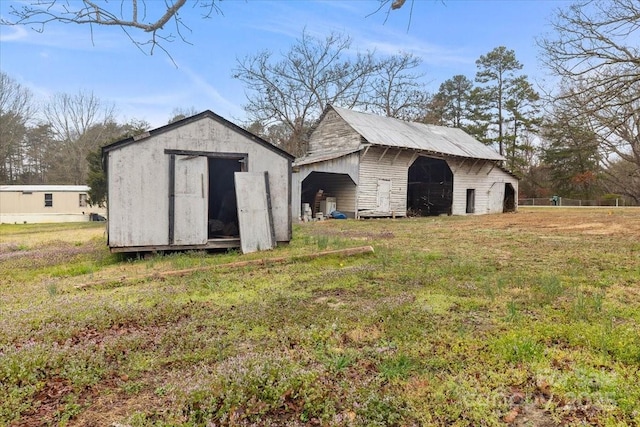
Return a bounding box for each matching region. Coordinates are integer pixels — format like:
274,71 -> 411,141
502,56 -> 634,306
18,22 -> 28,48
76,246 -> 375,290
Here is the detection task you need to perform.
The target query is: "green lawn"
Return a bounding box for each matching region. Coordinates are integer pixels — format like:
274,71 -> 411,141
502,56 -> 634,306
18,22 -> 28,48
1,208 -> 639,426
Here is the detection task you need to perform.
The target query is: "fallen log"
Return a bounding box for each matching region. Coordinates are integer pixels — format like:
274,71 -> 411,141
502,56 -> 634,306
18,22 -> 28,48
76,245 -> 374,290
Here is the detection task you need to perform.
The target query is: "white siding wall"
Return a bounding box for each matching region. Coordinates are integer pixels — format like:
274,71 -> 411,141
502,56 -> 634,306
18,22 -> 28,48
108,116 -> 291,248
293,153 -> 359,220
357,147 -> 414,216
448,158 -> 519,215
307,110 -> 361,155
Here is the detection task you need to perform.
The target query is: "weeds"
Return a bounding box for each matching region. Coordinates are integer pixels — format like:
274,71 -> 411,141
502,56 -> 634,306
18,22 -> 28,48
2,210 -> 640,425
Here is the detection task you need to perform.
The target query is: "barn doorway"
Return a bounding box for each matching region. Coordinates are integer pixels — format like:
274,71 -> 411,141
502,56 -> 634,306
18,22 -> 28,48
503,183 -> 516,212
466,189 -> 476,214
207,157 -> 243,239
301,171 -> 357,218
407,156 -> 453,216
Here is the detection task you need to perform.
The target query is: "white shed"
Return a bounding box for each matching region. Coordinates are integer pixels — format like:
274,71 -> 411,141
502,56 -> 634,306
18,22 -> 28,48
293,106 -> 518,219
102,111 -> 294,253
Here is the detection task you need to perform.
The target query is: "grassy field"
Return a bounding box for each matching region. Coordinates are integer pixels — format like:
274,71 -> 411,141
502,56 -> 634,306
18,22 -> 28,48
1,208 -> 639,426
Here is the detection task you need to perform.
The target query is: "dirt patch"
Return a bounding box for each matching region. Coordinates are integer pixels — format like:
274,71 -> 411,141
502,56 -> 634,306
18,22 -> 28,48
513,208 -> 640,236
14,377 -> 74,427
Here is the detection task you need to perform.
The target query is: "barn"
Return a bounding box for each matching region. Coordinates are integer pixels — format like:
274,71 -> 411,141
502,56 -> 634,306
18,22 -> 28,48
0,185 -> 106,223
102,110 -> 294,253
292,106 -> 518,219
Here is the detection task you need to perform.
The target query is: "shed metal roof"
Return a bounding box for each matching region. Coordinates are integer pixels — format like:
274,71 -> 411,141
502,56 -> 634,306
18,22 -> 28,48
331,106 -> 505,161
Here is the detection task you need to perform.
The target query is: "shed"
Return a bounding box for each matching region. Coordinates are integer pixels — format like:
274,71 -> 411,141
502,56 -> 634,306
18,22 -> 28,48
102,110 -> 294,253
292,106 -> 518,219
0,185 -> 106,223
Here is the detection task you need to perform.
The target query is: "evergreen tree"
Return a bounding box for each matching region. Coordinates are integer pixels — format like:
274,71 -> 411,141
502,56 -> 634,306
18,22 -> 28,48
541,111 -> 601,200
475,46 -> 523,156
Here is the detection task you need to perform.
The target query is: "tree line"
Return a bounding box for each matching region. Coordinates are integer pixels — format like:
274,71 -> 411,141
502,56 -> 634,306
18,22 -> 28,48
1,0 -> 638,205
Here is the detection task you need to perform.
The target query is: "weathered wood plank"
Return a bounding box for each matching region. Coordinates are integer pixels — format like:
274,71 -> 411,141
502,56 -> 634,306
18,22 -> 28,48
235,172 -> 275,253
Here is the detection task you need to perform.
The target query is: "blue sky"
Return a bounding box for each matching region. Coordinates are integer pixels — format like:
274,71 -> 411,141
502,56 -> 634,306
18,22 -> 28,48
0,0 -> 570,129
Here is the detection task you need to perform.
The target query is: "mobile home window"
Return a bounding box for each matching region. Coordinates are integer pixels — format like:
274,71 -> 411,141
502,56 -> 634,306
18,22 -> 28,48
44,193 -> 53,207
79,193 -> 88,207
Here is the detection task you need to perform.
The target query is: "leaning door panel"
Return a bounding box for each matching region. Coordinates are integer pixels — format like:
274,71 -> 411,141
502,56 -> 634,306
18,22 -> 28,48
234,172 -> 275,253
173,155 -> 208,245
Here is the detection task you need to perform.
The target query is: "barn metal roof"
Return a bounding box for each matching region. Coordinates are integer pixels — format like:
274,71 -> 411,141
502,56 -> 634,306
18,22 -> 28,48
331,106 -> 505,161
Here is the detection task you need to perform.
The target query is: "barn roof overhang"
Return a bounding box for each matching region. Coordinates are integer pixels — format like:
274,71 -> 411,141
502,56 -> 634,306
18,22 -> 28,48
295,142 -> 519,180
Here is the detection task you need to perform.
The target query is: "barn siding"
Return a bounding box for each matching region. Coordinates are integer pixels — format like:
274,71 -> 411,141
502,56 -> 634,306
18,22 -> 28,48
292,153 -> 360,220
448,158 -> 518,215
307,110 -> 362,155
357,147 -> 414,216
107,116 -> 291,248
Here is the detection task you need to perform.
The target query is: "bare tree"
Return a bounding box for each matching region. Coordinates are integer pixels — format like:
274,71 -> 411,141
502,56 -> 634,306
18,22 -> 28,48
2,1 -> 412,56
44,91 -> 115,184
233,30 -> 379,156
365,52 -> 430,120
0,72 -> 35,183
1,0 -> 221,55
168,106 -> 200,124
539,0 -> 640,202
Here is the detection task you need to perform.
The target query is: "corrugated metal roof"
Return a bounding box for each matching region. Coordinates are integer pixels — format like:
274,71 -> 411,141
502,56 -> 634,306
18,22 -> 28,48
332,106 -> 505,161
0,185 -> 90,192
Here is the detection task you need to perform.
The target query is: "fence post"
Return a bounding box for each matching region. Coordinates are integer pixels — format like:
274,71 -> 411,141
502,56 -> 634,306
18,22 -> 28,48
616,198 -> 619,207
559,197 -> 562,206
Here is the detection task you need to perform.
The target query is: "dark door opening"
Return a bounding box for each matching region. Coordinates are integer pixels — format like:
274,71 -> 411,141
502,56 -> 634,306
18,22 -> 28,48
466,189 -> 476,214
208,157 -> 242,239
503,183 -> 516,212
407,156 -> 453,216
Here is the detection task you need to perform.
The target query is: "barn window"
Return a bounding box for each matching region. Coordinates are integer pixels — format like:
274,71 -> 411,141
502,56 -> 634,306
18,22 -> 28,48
44,193 -> 53,207
79,193 -> 88,207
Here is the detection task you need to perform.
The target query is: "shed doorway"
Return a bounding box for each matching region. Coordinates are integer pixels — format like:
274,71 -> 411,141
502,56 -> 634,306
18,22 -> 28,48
407,156 -> 453,216
503,183 -> 516,212
207,157 -> 243,239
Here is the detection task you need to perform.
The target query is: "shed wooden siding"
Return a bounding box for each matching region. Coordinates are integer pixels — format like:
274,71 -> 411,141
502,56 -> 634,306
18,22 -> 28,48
357,147 -> 414,216
107,116 -> 291,248
307,110 -> 361,155
448,158 -> 519,215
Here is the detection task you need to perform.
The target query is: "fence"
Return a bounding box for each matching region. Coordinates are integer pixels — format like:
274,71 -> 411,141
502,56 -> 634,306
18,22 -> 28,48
519,197 -> 628,207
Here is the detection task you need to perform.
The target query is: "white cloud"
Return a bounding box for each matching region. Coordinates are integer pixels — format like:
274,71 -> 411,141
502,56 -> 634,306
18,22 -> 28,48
0,25 -> 28,42
179,63 -> 244,117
